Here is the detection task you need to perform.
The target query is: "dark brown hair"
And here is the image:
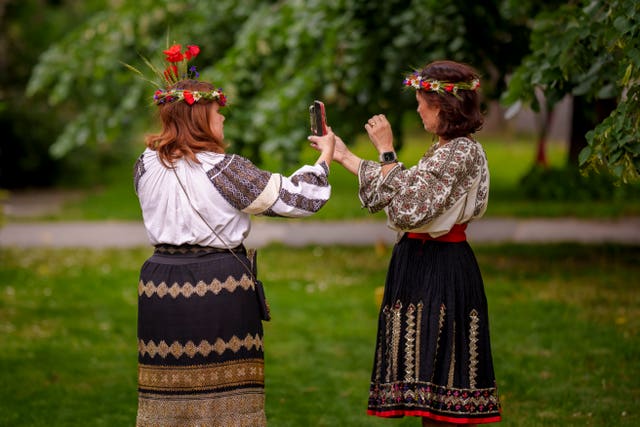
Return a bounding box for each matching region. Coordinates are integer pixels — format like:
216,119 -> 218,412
417,60 -> 483,140
145,79 -> 227,167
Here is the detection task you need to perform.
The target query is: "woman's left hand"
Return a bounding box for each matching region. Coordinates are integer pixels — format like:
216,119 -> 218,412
364,114 -> 394,153
308,128 -> 336,167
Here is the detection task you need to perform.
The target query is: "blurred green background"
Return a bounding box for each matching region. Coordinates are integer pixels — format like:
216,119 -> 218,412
1,0 -> 639,200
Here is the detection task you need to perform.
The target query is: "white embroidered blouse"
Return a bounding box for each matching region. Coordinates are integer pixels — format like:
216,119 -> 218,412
358,136 -> 489,237
134,148 -> 331,248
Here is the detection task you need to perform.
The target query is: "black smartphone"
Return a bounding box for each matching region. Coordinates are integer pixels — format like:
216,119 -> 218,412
309,100 -> 327,136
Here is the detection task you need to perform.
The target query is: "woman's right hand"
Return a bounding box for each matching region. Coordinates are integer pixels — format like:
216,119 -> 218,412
364,114 -> 394,153
308,128 -> 336,166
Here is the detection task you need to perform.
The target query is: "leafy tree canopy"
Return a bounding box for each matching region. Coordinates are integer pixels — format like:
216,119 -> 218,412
502,0 -> 640,183
27,0 -> 550,168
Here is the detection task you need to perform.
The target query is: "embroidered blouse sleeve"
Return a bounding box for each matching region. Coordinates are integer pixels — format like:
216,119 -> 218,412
358,140 -> 480,230
207,155 -> 331,218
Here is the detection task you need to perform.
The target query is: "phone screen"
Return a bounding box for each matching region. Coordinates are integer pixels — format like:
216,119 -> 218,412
309,100 -> 327,136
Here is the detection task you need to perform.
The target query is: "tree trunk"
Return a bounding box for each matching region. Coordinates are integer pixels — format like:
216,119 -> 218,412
535,109 -> 553,167
568,96 -> 617,165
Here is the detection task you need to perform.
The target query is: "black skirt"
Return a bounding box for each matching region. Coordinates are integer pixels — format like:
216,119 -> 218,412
136,245 -> 266,427
367,236 -> 501,424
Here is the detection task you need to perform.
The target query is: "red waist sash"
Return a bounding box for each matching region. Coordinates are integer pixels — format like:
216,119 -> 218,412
405,223 -> 467,243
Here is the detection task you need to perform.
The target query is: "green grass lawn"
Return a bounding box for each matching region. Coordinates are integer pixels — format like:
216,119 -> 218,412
1,243 -> 638,426
11,130 -> 640,222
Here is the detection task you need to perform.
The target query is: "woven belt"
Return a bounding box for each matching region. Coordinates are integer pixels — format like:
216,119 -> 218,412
154,244 -> 246,255
405,223 -> 467,243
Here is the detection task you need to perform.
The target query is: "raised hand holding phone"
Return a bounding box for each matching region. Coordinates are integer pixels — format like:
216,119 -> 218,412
307,100 -> 335,166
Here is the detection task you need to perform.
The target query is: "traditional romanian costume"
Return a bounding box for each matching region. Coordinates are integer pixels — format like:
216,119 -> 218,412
134,150 -> 330,426
359,136 -> 501,424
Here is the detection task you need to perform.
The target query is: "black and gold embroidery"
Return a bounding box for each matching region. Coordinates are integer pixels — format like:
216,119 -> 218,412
137,390 -> 265,427
390,300 -> 402,382
138,275 -> 254,299
448,322 -> 456,388
383,305 -> 392,382
369,381 -> 500,418
138,334 -> 263,359
415,301 -> 423,381
404,303 -> 416,382
139,359 -> 264,392
469,309 -> 480,389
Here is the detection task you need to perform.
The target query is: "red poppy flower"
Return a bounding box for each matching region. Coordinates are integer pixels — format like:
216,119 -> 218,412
183,90 -> 195,105
217,94 -> 227,106
185,45 -> 200,60
421,81 -> 431,90
163,44 -> 184,63
445,84 -> 455,92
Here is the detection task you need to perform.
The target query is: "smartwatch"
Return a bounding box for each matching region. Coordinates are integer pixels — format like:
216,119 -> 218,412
379,151 -> 398,165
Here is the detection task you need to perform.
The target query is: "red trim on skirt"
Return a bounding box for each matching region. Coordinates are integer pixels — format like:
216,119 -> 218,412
367,408 -> 501,424
405,223 -> 468,243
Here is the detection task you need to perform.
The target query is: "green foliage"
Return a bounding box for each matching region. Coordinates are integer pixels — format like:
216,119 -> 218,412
502,0 -> 640,183
0,0 -> 105,188
519,165 -> 640,201
26,0 -> 544,168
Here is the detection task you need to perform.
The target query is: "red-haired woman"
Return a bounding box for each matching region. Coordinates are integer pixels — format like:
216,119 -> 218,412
134,78 -> 335,426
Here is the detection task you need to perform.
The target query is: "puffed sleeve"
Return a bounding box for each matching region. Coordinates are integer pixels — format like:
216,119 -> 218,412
206,154 -> 331,218
358,139 -> 481,230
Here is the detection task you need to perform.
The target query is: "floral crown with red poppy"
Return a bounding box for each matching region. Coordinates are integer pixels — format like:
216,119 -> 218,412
124,43 -> 227,107
403,72 -> 480,97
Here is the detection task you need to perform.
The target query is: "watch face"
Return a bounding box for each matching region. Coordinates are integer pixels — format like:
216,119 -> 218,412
382,152 -> 396,162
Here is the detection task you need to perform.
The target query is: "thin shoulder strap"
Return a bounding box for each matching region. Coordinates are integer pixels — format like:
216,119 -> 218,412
171,166 -> 256,280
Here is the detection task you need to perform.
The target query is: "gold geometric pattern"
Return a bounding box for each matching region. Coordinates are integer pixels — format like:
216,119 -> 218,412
469,309 -> 480,389
382,305 -> 392,382
404,303 -> 416,382
390,300 -> 403,382
138,359 -> 264,392
415,301 -> 423,381
137,389 -> 265,427
138,274 -> 254,299
138,334 -> 263,359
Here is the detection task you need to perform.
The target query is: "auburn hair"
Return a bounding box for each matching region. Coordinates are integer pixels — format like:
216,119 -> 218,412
417,60 -> 484,140
145,79 -> 226,167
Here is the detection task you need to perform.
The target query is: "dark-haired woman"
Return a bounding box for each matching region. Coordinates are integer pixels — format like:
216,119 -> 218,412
325,60 -> 501,425
134,78 -> 335,426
